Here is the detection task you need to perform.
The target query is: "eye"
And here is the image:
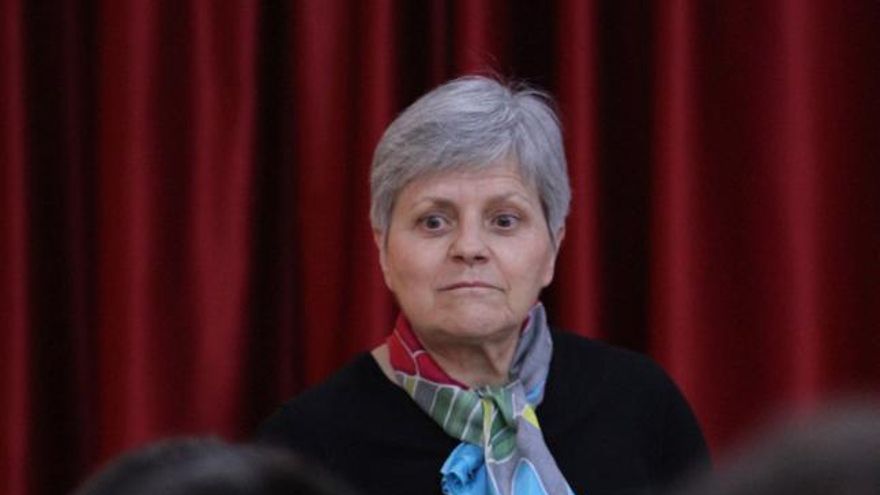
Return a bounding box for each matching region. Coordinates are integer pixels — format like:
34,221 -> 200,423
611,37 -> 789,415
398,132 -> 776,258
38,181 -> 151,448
492,213 -> 520,230
418,214 -> 450,232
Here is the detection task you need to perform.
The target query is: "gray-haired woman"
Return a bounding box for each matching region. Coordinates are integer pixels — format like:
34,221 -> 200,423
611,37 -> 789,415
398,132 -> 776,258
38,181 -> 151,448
259,76 -> 709,495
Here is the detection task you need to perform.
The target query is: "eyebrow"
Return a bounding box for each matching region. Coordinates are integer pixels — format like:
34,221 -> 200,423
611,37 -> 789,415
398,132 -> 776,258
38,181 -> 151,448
485,191 -> 534,206
413,197 -> 456,210
413,192 -> 534,209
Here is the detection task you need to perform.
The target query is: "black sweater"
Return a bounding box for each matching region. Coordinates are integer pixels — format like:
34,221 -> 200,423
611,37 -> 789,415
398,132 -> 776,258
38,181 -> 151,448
257,330 -> 709,495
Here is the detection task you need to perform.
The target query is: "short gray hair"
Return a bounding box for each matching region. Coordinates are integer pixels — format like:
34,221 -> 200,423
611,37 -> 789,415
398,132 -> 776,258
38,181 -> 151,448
370,76 -> 571,243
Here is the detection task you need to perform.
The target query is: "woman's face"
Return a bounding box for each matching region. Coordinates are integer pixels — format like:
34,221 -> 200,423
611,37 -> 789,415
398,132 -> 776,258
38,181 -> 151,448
375,160 -> 563,346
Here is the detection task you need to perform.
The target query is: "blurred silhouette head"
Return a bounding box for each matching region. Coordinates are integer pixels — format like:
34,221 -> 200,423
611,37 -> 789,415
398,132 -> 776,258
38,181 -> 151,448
75,437 -> 358,495
676,403 -> 880,495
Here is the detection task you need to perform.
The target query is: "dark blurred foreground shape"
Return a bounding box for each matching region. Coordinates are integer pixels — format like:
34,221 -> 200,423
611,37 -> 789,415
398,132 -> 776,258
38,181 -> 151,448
73,437 -> 359,495
674,402 -> 880,495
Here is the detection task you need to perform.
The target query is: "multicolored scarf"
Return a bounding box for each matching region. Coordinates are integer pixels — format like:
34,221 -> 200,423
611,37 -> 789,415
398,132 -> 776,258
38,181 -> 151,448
387,303 -> 576,495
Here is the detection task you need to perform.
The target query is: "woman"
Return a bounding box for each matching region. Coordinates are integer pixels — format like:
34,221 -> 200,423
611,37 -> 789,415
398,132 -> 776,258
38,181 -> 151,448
258,76 -> 709,495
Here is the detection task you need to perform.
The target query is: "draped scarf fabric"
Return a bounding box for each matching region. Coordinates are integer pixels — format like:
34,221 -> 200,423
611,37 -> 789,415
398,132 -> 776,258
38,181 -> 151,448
387,304 -> 576,495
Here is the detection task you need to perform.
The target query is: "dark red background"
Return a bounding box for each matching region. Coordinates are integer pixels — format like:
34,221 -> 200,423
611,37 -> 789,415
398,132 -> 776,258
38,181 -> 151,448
2,1 -> 879,494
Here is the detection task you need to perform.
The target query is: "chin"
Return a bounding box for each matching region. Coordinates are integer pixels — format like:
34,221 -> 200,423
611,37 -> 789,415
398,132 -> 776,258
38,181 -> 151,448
436,305 -> 520,343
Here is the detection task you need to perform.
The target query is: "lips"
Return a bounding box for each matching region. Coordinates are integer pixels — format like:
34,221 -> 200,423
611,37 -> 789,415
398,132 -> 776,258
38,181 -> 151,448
439,281 -> 500,291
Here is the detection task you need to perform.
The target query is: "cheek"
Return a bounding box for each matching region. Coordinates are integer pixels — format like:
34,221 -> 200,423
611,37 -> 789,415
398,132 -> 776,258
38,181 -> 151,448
504,240 -> 555,290
386,244 -> 434,290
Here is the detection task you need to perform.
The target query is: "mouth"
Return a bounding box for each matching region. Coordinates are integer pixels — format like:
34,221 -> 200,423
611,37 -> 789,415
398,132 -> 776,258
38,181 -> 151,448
439,281 -> 500,291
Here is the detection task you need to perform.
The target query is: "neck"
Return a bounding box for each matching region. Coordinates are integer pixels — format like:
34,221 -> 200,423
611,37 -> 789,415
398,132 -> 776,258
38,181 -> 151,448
423,337 -> 518,387
373,334 -> 519,388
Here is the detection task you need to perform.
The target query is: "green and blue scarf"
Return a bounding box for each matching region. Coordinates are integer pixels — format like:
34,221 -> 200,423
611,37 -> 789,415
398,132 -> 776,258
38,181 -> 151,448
387,303 -> 576,495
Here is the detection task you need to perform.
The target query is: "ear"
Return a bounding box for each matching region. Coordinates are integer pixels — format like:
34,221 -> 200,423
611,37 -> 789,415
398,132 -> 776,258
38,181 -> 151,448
373,229 -> 392,288
552,225 -> 566,255
542,225 -> 566,287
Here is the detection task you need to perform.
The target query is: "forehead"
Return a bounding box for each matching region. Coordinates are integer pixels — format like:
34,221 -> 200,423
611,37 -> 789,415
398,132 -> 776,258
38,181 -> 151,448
398,161 -> 540,205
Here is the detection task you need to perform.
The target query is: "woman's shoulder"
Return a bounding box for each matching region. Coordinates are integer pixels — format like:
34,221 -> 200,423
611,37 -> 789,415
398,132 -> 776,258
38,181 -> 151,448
255,353 -> 387,442
549,328 -> 672,388
545,327 -> 697,431
545,327 -> 710,481
256,351 -> 441,445
255,351 -> 459,483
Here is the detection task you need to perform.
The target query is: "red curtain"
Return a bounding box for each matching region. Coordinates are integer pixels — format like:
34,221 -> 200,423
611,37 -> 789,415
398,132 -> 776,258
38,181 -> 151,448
2,1 -> 879,494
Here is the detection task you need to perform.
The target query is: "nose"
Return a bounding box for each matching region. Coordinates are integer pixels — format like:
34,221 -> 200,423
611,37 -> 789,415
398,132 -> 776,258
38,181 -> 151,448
449,220 -> 489,266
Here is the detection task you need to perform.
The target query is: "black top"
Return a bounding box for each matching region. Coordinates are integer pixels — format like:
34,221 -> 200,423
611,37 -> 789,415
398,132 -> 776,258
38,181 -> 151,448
257,330 -> 709,495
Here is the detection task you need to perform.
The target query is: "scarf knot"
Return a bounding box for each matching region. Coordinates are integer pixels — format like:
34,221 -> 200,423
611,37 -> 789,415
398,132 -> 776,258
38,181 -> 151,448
475,384 -> 518,427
